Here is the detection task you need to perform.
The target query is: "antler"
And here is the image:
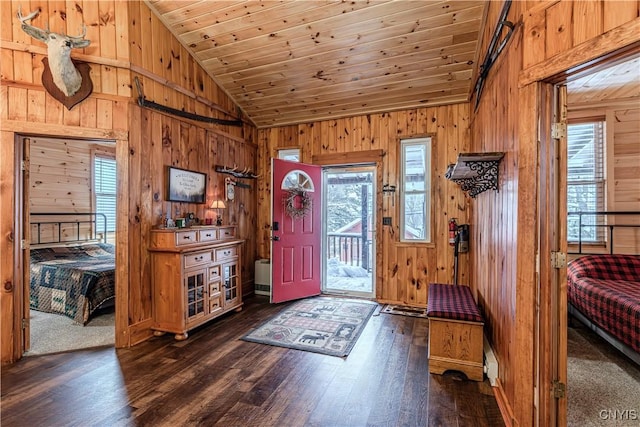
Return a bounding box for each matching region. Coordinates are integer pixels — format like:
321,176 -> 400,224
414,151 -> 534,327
17,6 -> 49,42
68,24 -> 87,41
16,6 -> 41,24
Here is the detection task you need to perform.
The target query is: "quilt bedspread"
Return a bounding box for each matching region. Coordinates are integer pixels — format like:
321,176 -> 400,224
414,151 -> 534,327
30,243 -> 115,324
568,256 -> 640,353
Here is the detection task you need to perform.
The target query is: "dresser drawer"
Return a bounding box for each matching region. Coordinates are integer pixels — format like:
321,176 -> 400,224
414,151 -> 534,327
209,281 -> 221,295
184,251 -> 212,268
215,246 -> 237,261
209,295 -> 223,315
198,229 -> 218,242
176,231 -> 197,246
218,227 -> 236,240
209,265 -> 221,282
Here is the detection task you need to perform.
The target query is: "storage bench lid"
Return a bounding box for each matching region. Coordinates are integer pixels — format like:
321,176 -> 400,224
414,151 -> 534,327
427,283 -> 483,323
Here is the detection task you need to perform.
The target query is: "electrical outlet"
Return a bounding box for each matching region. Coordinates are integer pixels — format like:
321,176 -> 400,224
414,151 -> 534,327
383,217 -> 392,226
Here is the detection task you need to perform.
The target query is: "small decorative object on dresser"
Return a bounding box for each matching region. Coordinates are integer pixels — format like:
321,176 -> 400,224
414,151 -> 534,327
149,226 -> 243,340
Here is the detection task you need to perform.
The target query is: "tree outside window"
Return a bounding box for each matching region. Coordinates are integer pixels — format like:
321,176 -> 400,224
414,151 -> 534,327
400,138 -> 431,243
567,121 -> 606,243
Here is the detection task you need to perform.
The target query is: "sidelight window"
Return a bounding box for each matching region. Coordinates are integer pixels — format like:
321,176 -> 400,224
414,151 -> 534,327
400,137 -> 431,243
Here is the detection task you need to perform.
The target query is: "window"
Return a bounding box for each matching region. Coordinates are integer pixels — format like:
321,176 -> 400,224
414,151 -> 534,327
94,154 -> 117,234
567,121 -> 605,243
400,137 -> 431,242
278,148 -> 300,162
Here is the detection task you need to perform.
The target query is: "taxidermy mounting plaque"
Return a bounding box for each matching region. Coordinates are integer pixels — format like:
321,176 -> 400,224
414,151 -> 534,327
41,57 -> 93,110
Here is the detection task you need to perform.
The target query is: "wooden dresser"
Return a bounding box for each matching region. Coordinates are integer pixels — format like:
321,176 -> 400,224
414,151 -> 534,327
149,226 -> 243,340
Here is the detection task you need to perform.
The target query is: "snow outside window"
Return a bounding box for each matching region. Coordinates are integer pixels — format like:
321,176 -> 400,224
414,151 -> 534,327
567,121 -> 606,243
400,137 -> 431,243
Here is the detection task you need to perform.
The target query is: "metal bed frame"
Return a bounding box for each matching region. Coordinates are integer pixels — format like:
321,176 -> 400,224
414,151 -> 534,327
568,210 -> 640,254
30,212 -> 108,245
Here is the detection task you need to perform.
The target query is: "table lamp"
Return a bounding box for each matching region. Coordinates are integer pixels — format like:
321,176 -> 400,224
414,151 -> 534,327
210,200 -> 226,226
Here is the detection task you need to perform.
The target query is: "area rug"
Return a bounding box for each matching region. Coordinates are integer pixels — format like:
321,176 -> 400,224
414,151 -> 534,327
567,325 -> 640,426
241,296 -> 378,357
381,304 -> 428,318
26,309 -> 114,356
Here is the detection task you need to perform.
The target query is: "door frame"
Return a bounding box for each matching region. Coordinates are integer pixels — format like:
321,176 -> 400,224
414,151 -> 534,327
528,45 -> 640,427
11,131 -> 129,361
321,164 -> 377,298
311,150 -> 385,299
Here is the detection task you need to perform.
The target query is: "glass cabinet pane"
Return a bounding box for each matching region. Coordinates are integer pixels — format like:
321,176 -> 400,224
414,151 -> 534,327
186,270 -> 206,319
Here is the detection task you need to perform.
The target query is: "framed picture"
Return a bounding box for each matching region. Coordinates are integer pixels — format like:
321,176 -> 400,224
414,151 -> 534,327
166,166 -> 207,203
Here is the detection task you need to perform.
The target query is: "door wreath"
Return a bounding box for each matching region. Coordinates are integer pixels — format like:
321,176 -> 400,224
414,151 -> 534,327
284,187 -> 312,219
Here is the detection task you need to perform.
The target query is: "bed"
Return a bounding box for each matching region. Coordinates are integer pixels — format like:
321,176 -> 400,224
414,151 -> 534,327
29,213 -> 115,325
567,211 -> 640,365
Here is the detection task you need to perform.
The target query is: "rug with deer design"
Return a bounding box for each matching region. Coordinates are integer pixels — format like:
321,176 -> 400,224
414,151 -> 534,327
241,296 -> 378,357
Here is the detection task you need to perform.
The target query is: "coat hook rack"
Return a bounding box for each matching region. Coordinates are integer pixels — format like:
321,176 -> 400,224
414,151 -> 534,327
215,164 -> 261,179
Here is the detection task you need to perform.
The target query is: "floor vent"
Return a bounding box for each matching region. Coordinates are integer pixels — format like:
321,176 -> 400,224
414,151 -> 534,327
483,335 -> 499,386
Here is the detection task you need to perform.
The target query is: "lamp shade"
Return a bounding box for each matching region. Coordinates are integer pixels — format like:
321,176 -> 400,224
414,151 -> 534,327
210,200 -> 226,210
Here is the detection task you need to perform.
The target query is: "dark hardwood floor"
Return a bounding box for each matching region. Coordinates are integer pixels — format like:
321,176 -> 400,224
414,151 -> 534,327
1,297 -> 504,427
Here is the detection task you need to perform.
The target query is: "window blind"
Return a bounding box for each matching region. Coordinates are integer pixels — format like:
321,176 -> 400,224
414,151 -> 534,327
94,156 -> 117,232
567,121 -> 605,243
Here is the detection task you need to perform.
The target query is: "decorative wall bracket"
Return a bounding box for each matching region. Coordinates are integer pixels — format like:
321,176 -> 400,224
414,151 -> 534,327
445,153 -> 505,198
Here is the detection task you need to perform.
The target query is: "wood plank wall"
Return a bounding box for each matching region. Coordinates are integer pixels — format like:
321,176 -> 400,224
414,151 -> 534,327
471,1 -> 640,426
125,106 -> 257,339
28,138 -> 116,244
1,0 -> 257,365
1,0 -> 131,365
469,3 -> 526,425
127,1 -> 258,346
256,104 -> 471,307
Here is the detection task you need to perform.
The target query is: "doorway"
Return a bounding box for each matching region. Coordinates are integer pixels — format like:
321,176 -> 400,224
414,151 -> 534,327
535,48 -> 640,426
562,53 -> 640,426
322,165 -> 376,298
21,136 -> 117,355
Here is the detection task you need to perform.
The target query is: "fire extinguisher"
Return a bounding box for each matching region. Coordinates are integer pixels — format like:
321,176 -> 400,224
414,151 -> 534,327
448,218 -> 457,246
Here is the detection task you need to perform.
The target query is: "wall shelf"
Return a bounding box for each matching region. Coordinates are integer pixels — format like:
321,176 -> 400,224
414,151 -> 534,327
445,152 -> 505,198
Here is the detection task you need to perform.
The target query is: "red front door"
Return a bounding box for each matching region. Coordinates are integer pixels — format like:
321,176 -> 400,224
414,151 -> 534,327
271,159 -> 322,303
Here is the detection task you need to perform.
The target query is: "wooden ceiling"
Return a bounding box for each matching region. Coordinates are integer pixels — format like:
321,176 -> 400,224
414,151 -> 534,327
146,1 -> 486,128
568,55 -> 640,105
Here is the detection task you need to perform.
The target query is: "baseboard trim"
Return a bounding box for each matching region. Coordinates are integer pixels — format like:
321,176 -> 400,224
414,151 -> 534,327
494,378 -> 517,427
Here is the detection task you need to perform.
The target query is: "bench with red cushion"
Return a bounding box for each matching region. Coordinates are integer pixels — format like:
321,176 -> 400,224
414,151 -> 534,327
427,283 -> 484,323
426,283 -> 484,381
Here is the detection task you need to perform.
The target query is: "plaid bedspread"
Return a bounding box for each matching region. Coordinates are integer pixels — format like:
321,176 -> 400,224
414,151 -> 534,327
30,243 -> 115,324
568,255 -> 640,353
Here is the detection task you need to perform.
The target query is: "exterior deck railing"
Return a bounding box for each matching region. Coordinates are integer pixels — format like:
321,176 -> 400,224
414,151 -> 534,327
327,232 -> 372,271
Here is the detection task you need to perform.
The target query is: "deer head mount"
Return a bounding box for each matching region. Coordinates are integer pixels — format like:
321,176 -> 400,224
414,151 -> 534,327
17,7 -> 93,109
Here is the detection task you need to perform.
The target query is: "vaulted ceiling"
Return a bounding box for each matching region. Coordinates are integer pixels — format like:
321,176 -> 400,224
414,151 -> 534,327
146,1 -> 487,128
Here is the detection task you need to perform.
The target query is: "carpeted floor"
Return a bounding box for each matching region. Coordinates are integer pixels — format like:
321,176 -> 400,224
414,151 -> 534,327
242,296 -> 377,357
567,323 -> 640,426
25,309 -> 115,356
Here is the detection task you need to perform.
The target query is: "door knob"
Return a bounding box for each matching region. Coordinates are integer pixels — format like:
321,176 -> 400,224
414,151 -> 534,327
271,236 -> 280,241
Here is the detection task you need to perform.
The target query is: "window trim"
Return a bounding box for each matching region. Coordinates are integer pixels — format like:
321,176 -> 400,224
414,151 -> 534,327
92,149 -> 117,235
399,137 -> 432,243
566,119 -> 606,244
277,148 -> 301,162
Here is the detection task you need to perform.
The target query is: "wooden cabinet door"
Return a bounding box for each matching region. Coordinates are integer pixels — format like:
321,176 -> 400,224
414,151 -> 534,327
185,268 -> 207,324
222,261 -> 240,308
